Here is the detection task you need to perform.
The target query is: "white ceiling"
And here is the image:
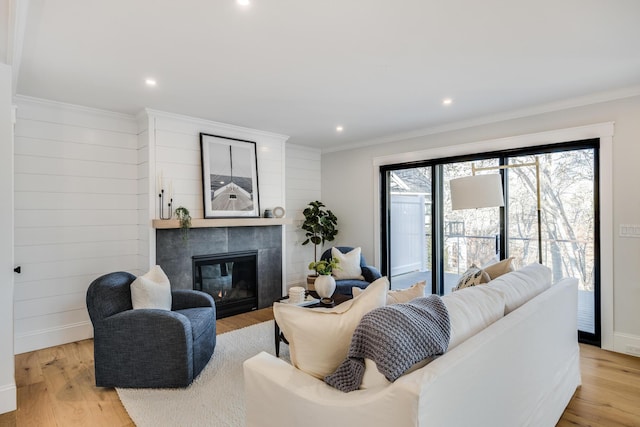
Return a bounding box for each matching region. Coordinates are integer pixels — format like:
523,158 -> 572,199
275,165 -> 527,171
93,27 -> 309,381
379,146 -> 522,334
10,0 -> 640,150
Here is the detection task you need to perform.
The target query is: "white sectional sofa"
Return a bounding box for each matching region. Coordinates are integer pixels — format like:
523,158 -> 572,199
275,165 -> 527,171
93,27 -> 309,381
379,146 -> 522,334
244,264 -> 581,427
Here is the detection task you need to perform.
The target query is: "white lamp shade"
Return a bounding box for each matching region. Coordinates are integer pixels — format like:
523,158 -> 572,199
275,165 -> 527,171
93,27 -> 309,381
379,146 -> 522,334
450,174 -> 504,210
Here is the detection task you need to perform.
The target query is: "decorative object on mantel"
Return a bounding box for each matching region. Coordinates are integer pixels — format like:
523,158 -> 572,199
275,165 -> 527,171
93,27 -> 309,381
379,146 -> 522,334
263,209 -> 273,218
174,206 -> 192,241
272,206 -> 285,218
302,201 -> 338,289
157,170 -> 173,220
308,257 -> 339,300
200,133 -> 260,218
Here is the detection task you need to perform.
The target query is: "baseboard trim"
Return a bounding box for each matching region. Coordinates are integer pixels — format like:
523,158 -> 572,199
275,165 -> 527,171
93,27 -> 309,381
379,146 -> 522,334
15,321 -> 93,355
0,382 -> 17,415
613,332 -> 640,357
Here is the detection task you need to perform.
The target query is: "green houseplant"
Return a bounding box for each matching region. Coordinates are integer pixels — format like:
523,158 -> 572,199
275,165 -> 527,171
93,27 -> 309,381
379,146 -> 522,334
301,201 -> 338,265
301,201 -> 338,288
308,257 -> 340,276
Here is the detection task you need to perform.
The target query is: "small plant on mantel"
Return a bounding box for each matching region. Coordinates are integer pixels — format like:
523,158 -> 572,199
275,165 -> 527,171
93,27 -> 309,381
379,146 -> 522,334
174,206 -> 191,241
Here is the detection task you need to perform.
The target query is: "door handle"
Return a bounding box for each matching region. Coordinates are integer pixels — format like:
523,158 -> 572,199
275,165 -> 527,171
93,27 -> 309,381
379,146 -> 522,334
14,266 -> 21,274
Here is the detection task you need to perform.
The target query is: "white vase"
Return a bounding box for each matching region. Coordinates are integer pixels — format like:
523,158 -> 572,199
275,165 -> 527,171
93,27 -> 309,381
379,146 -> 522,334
314,274 -> 336,299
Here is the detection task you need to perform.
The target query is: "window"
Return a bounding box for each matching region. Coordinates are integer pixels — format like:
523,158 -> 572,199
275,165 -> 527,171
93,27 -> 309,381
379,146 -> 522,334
381,140 -> 600,344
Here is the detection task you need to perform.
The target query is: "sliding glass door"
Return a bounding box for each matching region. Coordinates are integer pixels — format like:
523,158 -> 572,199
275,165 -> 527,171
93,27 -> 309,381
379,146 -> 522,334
506,149 -> 597,337
381,140 -> 600,344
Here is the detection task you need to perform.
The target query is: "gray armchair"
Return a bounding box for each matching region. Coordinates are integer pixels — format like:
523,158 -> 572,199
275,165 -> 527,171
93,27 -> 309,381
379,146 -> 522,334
86,271 -> 216,388
320,246 -> 383,296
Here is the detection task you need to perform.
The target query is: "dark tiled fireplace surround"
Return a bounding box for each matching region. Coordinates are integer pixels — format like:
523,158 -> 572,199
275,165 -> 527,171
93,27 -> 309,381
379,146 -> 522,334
156,226 -> 283,317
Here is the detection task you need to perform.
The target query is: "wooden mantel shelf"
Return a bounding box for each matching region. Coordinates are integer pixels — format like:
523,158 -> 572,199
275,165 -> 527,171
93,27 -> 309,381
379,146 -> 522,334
152,217 -> 293,229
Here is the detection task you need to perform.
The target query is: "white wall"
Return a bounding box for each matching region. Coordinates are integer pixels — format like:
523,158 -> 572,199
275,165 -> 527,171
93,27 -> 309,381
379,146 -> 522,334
0,64 -> 16,414
12,96 -> 139,354
284,144 -> 321,287
321,94 -> 640,356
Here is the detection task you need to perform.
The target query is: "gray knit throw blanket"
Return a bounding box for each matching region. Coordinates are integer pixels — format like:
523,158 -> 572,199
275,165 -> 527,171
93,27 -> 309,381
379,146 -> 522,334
325,295 -> 450,392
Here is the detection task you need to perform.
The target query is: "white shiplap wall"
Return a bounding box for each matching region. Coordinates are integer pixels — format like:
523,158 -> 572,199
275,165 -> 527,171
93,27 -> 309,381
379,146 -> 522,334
284,144 -> 321,287
141,110 -> 289,278
13,96 -> 139,353
12,100 -> 290,353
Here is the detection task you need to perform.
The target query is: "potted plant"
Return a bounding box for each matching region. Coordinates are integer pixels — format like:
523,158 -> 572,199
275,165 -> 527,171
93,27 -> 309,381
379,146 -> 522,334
301,201 -> 338,287
308,257 -> 339,276
174,206 -> 191,241
308,257 -> 340,299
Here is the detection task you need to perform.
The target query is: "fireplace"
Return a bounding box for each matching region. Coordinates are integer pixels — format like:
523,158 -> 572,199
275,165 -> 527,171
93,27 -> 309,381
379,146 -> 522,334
193,251 -> 258,319
155,226 -> 283,317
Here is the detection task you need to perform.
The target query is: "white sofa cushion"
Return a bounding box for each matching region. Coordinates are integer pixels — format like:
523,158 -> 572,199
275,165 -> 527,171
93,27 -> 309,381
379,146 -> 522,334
273,277 -> 388,379
487,263 -> 552,314
352,280 -> 426,305
442,285 -> 506,349
130,265 -> 172,310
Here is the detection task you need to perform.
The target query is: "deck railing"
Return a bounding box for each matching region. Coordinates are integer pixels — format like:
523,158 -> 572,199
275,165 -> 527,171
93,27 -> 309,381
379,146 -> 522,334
424,232 -> 593,291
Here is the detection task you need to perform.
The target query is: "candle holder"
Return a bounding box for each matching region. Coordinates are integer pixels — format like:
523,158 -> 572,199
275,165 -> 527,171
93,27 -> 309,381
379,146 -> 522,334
159,189 -> 173,220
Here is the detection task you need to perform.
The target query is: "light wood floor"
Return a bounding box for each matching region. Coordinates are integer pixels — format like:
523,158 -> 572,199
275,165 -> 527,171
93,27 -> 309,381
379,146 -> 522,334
1,307 -> 638,427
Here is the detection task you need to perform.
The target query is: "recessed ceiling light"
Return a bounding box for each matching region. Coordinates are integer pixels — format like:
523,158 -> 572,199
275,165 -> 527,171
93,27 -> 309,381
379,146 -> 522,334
336,126 -> 344,132
237,0 -> 250,5
442,98 -> 453,106
145,78 -> 157,87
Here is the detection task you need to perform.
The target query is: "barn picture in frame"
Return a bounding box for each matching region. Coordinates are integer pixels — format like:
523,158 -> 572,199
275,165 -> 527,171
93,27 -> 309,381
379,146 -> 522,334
200,133 -> 260,218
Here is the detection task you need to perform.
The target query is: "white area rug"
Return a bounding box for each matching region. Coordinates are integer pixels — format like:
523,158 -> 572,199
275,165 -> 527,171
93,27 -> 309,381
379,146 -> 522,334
117,320 -> 288,427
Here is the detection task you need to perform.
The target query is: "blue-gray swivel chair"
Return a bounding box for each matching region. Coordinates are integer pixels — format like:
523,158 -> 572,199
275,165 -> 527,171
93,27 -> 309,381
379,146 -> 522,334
86,271 -> 216,388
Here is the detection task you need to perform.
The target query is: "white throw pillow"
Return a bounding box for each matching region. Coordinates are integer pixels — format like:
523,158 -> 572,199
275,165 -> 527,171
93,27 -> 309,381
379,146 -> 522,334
452,264 -> 490,291
331,247 -> 364,280
487,263 -> 552,314
273,277 -> 388,379
353,280 -> 425,305
482,257 -> 515,280
130,265 -> 172,310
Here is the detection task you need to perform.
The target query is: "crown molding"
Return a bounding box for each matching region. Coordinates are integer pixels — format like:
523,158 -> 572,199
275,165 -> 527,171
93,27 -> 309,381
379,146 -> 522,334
285,142 -> 322,154
324,85 -> 640,154
13,94 -> 137,121
372,122 -> 614,167
143,108 -> 290,142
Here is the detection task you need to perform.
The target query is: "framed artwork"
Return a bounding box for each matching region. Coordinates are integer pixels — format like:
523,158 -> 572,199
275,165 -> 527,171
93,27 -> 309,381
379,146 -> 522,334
200,133 -> 260,218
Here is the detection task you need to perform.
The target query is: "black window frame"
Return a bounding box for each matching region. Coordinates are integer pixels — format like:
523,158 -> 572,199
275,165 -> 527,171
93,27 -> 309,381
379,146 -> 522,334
380,138 -> 600,345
